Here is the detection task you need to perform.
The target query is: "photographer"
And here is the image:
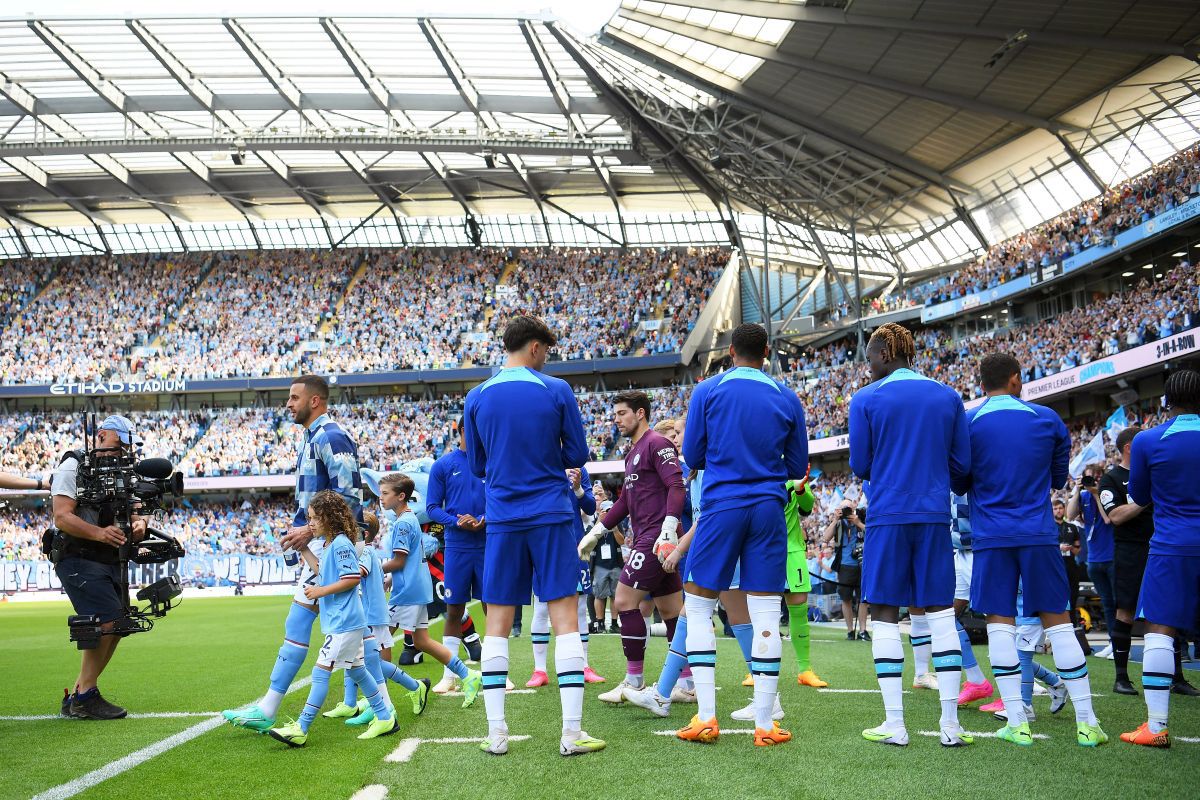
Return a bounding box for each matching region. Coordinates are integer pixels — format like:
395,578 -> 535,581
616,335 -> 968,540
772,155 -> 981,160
52,416 -> 147,720
822,500 -> 869,641
1067,463 -> 1116,657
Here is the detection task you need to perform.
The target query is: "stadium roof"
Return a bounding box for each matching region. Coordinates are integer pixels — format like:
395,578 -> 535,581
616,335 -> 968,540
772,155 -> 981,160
0,4 -> 1198,282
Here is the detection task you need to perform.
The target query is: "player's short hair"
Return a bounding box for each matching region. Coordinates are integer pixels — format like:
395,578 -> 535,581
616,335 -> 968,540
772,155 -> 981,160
502,315 -> 557,353
1165,369 -> 1200,412
292,374 -> 329,400
652,418 -> 675,435
731,323 -> 768,360
1115,426 -> 1142,452
380,472 -> 415,501
979,352 -> 1021,392
307,489 -> 359,543
614,390 -> 652,421
363,510 -> 380,543
867,322 -> 916,363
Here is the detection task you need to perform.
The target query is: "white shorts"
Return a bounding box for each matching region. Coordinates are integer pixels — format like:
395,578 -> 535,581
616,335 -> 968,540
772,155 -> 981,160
954,550 -> 973,602
389,603 -> 429,630
291,540 -> 325,605
1016,622 -> 1044,652
370,623 -> 394,649
316,630 -> 366,669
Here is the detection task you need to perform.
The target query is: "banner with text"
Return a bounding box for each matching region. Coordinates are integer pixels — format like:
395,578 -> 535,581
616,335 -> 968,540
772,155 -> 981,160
1,554 -> 301,593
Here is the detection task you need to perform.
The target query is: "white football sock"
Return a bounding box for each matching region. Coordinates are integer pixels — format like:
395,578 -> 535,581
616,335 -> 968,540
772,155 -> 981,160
747,594 -> 782,731
1142,632 -> 1174,733
1045,623 -> 1096,725
872,621 -> 906,727
684,592 -> 718,721
481,636 -> 509,735
555,631 -> 586,734
442,636 -> 462,679
927,608 -> 962,728
909,613 -> 932,676
987,623 -> 1025,727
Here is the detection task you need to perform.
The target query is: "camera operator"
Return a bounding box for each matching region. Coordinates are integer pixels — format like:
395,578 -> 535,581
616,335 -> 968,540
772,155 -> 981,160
822,500 -> 869,641
51,415 -> 147,720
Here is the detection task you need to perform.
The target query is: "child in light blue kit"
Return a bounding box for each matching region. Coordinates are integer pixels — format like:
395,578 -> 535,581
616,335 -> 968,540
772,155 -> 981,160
268,491 -> 398,746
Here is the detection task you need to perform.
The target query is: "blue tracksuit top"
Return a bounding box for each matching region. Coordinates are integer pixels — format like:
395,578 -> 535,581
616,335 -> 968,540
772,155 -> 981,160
849,368 -> 970,526
464,366 -> 589,532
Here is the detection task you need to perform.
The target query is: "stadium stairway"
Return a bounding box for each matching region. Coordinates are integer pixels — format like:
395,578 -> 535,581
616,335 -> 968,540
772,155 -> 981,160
1,257 -> 63,331
319,251 -> 368,337
148,254 -> 219,352
463,256 -> 520,367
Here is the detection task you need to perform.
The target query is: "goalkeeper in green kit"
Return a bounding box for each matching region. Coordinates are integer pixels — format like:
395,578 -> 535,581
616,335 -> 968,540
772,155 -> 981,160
785,474 -> 829,688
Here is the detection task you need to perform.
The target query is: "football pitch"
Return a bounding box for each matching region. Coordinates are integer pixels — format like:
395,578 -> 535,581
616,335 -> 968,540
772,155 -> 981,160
3,597 -> 1198,800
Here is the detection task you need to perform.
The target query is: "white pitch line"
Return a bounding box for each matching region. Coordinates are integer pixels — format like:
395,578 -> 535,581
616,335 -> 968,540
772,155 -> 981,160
385,735 -> 533,763
918,730 -> 1050,740
0,712 -> 221,722
443,689 -> 536,697
29,677 -> 312,800
349,785 -> 389,800
653,728 -> 755,736
1178,737 -> 1200,743
818,688 -> 911,694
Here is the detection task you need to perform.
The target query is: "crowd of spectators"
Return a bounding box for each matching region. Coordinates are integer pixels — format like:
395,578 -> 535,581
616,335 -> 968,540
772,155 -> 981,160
0,253 -> 207,384
145,250 -> 354,380
0,409 -> 208,475
304,250 -> 503,372
781,256 -> 1198,437
489,247 -> 727,363
868,143 -> 1200,312
0,247 -> 727,385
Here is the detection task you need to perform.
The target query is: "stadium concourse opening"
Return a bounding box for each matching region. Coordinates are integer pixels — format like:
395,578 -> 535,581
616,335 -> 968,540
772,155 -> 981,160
3,2 -> 1200,798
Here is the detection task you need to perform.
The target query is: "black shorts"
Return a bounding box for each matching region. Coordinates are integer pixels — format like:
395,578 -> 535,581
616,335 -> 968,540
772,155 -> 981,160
56,557 -> 126,624
1113,540 -> 1150,612
837,564 -> 862,603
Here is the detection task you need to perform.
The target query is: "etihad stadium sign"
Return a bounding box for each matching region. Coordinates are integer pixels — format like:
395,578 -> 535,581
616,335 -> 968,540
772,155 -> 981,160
50,379 -> 189,396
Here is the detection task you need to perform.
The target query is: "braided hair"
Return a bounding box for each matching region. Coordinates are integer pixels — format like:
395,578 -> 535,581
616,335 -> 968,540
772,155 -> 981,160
1165,369 -> 1200,414
868,322 -> 916,365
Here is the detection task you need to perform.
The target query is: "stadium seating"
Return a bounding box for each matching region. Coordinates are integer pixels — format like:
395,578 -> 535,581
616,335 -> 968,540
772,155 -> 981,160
868,143 -> 1200,313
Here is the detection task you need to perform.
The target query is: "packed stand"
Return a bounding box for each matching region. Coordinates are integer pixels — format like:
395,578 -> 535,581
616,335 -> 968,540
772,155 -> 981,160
304,250 -> 504,373
0,253 -> 207,384
144,249 -> 355,380
783,258 -> 1199,436
0,258 -> 56,331
0,409 -> 208,475
868,143 -> 1200,311
489,247 -> 726,364
181,408 -> 296,478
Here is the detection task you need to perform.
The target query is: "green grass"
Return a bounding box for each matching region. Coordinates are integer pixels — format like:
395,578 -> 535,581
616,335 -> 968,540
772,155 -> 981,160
2,596 -> 1199,800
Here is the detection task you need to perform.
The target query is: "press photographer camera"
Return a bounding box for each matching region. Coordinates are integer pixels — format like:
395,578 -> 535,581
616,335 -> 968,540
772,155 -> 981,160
43,414 -> 185,720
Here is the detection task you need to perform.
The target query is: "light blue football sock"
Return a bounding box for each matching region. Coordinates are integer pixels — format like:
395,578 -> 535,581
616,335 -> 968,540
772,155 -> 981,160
732,622 -> 754,671
269,603 -> 317,696
380,658 -> 420,691
657,614 -> 689,697
348,665 -> 391,720
446,656 -> 469,680
298,667 -> 331,733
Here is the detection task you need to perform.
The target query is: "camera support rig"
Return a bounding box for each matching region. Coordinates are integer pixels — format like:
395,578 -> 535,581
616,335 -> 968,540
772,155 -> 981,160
54,413 -> 187,649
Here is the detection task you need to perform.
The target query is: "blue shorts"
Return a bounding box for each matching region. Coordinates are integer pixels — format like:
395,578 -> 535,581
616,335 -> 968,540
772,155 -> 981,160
443,546 -> 485,605
55,557 -> 127,624
482,523 -> 578,606
862,523 -> 954,608
577,559 -> 592,594
686,503 -> 786,593
970,545 -> 1069,617
1137,554 -> 1200,632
